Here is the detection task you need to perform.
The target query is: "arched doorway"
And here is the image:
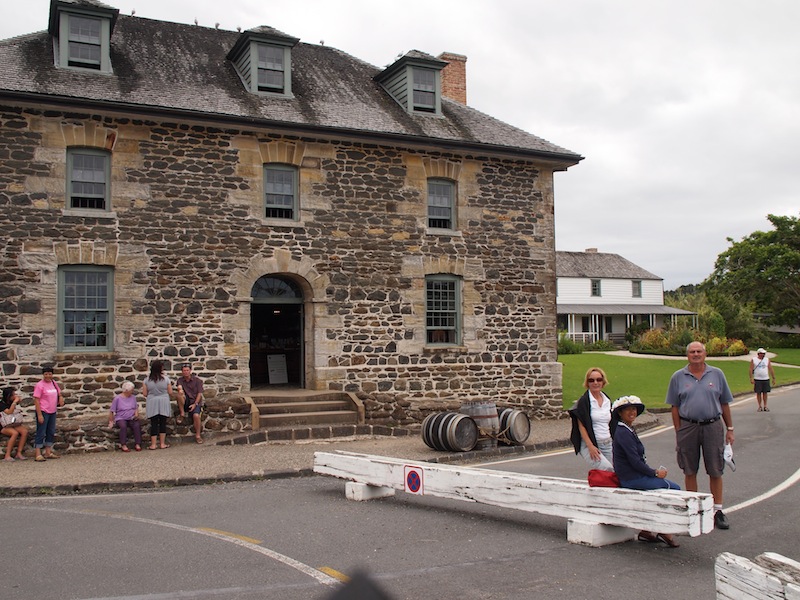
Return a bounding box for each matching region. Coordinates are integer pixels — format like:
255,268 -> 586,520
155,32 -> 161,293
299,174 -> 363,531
250,275 -> 304,388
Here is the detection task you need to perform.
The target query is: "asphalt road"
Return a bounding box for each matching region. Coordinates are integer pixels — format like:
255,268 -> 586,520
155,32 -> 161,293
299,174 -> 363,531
2,386 -> 799,600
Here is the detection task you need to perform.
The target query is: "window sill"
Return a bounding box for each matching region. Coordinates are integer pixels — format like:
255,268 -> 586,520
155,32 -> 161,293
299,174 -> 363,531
425,228 -> 462,237
62,209 -> 117,220
55,351 -> 120,361
262,217 -> 304,227
423,345 -> 466,353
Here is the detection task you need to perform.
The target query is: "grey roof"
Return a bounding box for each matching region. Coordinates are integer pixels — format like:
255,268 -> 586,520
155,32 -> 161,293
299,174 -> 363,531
556,251 -> 661,280
557,304 -> 695,316
0,12 -> 582,163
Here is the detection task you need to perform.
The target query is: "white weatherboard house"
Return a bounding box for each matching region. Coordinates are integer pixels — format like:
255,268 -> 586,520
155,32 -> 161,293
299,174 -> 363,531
556,249 -> 695,344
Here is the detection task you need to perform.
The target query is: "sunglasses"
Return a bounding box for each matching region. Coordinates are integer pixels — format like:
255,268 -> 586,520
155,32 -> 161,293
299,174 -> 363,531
587,378 -> 604,383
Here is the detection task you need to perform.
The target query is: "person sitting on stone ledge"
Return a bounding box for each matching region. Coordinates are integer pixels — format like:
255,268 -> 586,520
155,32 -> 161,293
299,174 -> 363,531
1,387 -> 30,461
108,381 -> 142,452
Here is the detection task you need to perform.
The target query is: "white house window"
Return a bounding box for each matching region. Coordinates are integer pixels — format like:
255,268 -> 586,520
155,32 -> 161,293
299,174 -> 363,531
59,266 -> 113,352
264,164 -> 298,219
632,280 -> 642,298
427,179 -> 455,229
591,279 -> 601,297
413,68 -> 436,112
426,275 -> 460,345
257,44 -> 285,93
68,148 -> 110,211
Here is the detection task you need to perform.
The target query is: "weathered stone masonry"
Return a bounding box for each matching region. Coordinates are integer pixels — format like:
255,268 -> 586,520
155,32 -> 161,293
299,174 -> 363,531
0,105 -> 563,427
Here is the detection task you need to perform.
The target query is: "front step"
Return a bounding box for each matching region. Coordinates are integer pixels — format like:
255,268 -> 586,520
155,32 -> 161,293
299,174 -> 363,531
248,390 -> 363,429
260,410 -> 357,428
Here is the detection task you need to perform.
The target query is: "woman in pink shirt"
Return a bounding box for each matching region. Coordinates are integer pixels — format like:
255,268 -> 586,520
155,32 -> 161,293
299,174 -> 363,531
33,365 -> 64,462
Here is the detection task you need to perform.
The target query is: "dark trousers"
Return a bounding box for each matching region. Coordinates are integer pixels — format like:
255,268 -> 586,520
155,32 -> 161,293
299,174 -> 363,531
149,414 -> 167,436
116,418 -> 142,446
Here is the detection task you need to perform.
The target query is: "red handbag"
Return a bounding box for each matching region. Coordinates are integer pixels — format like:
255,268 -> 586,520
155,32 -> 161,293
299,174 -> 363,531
588,469 -> 620,488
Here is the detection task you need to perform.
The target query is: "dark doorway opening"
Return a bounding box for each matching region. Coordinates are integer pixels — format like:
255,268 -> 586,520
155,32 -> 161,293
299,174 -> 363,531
250,303 -> 303,387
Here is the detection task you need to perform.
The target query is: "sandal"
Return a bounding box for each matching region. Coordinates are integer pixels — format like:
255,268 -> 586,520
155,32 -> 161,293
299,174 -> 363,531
764,407 -> 770,412
15,455 -> 27,461
637,531 -> 659,543
121,446 -> 131,453
160,444 -> 170,449
149,445 -> 158,450
45,453 -> 60,459
35,455 -> 46,462
656,533 -> 680,548
135,445 -> 142,452
195,437 -> 204,444
757,407 -> 763,412
2,456 -> 14,462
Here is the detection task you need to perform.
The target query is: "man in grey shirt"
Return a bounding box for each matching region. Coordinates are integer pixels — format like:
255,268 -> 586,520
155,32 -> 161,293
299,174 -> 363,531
666,341 -> 734,530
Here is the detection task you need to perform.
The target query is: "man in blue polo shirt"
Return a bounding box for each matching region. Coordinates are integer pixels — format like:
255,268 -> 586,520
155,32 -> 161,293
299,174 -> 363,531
666,341 -> 735,530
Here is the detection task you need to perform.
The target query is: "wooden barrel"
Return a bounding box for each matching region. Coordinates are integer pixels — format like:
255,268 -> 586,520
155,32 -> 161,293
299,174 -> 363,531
421,412 -> 478,452
460,401 -> 499,450
497,408 -> 531,445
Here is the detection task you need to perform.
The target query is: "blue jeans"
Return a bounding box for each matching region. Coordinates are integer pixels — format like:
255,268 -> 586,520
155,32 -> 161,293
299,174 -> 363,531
34,411 -> 57,449
620,475 -> 681,490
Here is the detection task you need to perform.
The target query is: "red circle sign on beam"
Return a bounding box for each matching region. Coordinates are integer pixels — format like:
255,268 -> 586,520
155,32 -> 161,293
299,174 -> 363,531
404,465 -> 424,495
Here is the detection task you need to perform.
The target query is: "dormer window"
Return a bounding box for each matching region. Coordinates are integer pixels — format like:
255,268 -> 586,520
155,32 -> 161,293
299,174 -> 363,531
413,68 -> 436,112
68,15 -> 102,68
375,51 -> 447,116
227,27 -> 299,97
257,44 -> 285,93
49,1 -> 118,73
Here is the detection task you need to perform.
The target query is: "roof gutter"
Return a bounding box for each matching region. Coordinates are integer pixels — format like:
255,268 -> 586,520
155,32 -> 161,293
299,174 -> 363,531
0,91 -> 584,167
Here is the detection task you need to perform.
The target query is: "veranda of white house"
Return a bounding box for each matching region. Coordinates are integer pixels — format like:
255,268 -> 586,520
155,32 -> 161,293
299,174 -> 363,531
556,250 -> 696,345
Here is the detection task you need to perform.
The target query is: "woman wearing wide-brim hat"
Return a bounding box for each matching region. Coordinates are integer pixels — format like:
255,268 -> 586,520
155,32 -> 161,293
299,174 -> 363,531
611,395 -> 681,548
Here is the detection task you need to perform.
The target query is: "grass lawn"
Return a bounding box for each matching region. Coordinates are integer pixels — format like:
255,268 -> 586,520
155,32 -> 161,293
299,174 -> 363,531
559,351 -> 800,410
773,348 -> 800,366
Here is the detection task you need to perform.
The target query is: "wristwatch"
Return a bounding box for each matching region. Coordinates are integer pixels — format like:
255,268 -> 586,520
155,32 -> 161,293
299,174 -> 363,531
726,426 -> 734,431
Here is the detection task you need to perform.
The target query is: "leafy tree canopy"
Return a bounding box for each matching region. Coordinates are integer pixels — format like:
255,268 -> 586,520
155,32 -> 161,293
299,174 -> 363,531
705,214 -> 800,327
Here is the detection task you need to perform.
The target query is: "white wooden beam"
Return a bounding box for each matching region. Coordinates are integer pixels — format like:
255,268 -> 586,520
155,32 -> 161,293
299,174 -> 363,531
314,451 -> 714,544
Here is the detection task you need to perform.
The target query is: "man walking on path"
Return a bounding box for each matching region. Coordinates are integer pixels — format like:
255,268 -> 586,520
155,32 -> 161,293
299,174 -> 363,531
177,364 -> 205,444
666,341 -> 735,530
750,348 -> 777,412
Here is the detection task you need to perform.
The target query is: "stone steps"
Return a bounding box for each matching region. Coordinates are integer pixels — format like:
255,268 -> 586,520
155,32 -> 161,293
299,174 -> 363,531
249,390 -> 362,429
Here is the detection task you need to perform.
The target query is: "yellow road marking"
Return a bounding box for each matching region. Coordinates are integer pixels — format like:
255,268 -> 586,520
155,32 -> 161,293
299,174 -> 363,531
197,527 -> 262,544
318,567 -> 350,582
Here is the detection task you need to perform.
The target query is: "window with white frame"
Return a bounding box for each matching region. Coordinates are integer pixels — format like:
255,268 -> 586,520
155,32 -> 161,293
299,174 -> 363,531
264,164 -> 298,219
68,148 -> 110,211
58,266 -> 113,352
591,279 -> 601,297
426,275 -> 460,345
632,279 -> 642,298
427,179 -> 455,229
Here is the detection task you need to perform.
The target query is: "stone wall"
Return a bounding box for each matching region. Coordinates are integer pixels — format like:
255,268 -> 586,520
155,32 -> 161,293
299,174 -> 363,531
0,104 -> 563,426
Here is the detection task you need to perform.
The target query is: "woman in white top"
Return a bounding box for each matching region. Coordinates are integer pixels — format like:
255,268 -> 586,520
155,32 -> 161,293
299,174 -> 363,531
568,367 -> 615,471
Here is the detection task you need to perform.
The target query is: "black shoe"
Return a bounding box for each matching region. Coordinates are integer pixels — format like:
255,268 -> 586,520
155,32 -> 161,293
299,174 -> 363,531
714,510 -> 730,530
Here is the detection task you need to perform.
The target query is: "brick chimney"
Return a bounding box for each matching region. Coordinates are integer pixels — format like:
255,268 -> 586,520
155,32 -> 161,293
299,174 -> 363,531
585,248 -> 598,253
438,52 -> 467,104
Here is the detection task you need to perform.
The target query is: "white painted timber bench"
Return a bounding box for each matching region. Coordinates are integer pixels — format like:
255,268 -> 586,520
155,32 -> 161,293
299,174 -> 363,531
715,552 -> 800,599
313,451 -> 714,547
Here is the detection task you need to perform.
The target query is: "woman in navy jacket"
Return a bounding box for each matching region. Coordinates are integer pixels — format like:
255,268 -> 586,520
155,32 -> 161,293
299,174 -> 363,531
612,395 -> 680,547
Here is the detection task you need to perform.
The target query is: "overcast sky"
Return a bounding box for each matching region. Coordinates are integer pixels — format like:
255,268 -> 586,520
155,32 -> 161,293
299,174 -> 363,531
3,1 -> 798,289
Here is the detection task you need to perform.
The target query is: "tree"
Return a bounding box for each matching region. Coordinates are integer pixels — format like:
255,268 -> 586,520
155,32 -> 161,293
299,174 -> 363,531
705,214 -> 800,327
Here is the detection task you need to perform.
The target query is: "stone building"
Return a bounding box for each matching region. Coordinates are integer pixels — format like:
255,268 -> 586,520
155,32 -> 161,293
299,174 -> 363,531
0,0 -> 582,431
